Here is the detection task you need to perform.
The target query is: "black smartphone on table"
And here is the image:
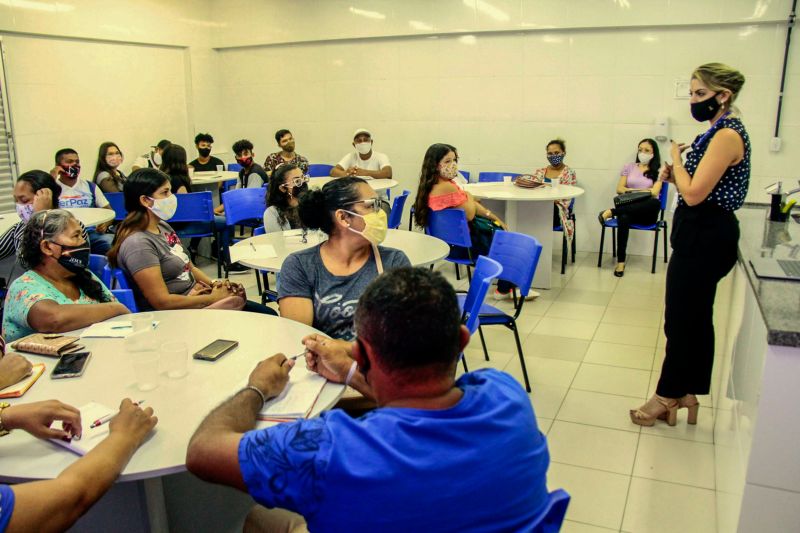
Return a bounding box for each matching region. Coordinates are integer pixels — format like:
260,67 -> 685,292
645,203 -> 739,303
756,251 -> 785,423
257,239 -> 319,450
193,339 -> 239,361
51,352 -> 91,379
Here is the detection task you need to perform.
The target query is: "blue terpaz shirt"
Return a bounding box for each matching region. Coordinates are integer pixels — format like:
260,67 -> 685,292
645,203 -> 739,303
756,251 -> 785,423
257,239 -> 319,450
238,369 -> 550,532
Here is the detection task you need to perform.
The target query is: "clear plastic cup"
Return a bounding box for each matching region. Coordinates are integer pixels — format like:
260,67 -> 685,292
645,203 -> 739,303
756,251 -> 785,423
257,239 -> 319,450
130,350 -> 160,391
216,164 -> 224,173
188,167 -> 195,179
131,312 -> 154,333
503,175 -> 513,184
161,341 -> 188,379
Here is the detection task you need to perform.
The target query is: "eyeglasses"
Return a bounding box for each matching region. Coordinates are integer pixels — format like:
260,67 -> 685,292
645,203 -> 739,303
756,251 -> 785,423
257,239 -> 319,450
343,198 -> 381,213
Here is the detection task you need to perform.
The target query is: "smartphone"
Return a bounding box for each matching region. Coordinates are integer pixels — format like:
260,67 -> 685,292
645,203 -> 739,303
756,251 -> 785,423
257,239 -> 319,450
193,339 -> 239,361
51,352 -> 91,379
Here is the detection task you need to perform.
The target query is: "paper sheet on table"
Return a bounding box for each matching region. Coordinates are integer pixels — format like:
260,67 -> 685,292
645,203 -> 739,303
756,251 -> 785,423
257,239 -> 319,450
50,402 -> 115,455
229,244 -> 277,264
257,364 -> 327,421
80,320 -> 134,338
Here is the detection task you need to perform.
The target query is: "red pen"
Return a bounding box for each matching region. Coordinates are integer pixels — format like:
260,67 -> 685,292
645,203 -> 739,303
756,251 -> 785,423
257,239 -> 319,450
89,400 -> 145,429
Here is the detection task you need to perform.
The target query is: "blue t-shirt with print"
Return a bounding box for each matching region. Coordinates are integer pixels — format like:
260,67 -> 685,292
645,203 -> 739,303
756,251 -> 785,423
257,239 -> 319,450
238,369 -> 550,532
0,485 -> 14,532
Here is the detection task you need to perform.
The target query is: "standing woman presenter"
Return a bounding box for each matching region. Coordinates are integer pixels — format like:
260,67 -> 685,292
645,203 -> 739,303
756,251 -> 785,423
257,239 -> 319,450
630,63 -> 750,426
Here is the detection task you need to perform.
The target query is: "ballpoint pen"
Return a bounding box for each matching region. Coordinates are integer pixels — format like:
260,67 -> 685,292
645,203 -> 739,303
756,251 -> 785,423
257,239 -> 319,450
250,242 -> 256,252
89,400 -> 146,429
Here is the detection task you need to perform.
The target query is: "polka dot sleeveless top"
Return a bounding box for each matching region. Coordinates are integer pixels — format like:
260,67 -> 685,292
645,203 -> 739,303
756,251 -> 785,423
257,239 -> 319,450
680,116 -> 751,211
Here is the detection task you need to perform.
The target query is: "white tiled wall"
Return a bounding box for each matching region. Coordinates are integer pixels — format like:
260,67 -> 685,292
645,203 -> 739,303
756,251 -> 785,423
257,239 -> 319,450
214,19 -> 799,253
0,0 -> 797,256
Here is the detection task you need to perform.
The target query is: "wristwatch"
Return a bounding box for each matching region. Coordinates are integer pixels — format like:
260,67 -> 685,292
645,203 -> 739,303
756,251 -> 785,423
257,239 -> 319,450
0,402 -> 11,436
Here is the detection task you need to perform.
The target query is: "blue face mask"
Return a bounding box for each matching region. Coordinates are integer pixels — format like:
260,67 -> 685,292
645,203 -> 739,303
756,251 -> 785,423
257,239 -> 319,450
547,154 -> 564,167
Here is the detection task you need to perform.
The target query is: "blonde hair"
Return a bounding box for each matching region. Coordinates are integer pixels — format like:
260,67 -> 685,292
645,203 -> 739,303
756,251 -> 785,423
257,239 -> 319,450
692,63 -> 746,115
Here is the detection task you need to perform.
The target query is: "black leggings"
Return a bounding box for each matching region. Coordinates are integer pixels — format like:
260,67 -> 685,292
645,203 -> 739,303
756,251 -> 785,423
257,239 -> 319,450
656,204 -> 739,398
244,300 -> 277,316
612,197 -> 661,262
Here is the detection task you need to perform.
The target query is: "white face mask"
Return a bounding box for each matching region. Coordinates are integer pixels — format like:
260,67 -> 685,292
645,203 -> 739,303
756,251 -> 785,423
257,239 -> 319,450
148,194 -> 178,220
638,152 -> 654,164
355,142 -> 372,155
152,152 -> 163,167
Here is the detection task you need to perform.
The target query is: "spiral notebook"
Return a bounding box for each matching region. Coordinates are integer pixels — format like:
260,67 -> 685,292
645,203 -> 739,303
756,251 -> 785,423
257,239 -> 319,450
256,365 -> 327,422
0,363 -> 45,398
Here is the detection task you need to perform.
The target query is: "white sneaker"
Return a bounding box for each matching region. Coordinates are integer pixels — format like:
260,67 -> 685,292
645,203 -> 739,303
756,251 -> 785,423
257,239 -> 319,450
493,289 -> 539,301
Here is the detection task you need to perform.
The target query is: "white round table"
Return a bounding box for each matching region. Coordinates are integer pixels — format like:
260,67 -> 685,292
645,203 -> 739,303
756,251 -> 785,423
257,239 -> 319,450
463,182 -> 585,289
191,170 -> 239,186
310,177 -> 398,192
0,208 -> 115,236
0,310 -> 344,483
232,229 -> 450,272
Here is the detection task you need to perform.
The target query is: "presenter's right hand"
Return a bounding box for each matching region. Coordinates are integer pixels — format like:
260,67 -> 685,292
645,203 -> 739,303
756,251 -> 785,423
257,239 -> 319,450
302,334 -> 356,383
109,398 -> 158,448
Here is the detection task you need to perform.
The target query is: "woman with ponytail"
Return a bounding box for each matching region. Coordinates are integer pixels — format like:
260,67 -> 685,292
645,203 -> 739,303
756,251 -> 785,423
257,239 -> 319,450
2,209 -> 128,341
109,169 -> 275,315
278,177 -> 410,340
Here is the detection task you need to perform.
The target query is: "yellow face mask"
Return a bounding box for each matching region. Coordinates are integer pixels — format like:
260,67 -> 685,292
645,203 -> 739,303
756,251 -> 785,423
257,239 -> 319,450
344,209 -> 388,245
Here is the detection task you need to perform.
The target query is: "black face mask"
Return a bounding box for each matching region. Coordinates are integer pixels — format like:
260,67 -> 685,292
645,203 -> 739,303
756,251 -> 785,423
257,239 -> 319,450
291,183 -> 309,198
53,243 -> 90,274
691,94 -> 722,122
198,148 -> 212,158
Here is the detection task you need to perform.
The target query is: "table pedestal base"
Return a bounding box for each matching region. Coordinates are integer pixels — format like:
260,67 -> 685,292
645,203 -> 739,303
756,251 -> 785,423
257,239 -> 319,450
506,201 -> 553,290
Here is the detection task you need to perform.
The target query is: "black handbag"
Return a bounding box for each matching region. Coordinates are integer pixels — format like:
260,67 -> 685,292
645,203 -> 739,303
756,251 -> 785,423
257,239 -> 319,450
613,191 -> 652,208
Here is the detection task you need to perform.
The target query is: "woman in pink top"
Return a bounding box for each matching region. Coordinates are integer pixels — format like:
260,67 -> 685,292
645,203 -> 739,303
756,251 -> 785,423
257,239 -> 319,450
598,138 -> 663,277
414,144 -> 539,300
530,139 -> 577,242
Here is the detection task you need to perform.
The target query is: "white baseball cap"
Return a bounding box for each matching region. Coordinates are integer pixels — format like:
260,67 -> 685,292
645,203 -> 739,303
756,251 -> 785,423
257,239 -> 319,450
353,128 -> 372,140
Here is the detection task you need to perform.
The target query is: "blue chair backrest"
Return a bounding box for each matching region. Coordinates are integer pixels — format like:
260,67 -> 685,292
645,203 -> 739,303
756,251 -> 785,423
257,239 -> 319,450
222,188 -> 267,226
462,256 -> 503,334
253,226 -> 265,236
459,170 -> 470,181
488,231 -> 542,296
89,254 -> 110,286
111,289 -> 138,313
105,192 -> 126,221
109,267 -> 131,290
170,192 -> 214,224
478,172 -> 520,183
530,489 -> 570,532
227,163 -> 242,172
387,189 -> 410,230
658,182 -> 669,212
426,209 -> 472,249
307,164 -> 333,177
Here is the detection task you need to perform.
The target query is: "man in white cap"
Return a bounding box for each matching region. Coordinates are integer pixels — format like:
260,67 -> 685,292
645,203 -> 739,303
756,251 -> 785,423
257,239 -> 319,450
330,128 -> 392,180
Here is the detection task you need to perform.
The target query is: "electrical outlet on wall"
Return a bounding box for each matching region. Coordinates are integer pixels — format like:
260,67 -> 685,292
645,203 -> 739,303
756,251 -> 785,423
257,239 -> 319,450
674,80 -> 690,99
770,137 -> 782,152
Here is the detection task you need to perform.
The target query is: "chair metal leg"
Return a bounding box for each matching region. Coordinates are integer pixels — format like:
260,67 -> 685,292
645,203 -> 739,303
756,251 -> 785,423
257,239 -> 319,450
510,320 -> 531,392
461,354 -> 469,373
651,230 -> 659,274
213,229 -> 223,278
663,222 -> 669,263
454,264 -> 460,280
597,226 -> 606,268
478,325 -> 490,361
255,270 -> 263,295
466,266 -> 472,281
561,234 -> 567,275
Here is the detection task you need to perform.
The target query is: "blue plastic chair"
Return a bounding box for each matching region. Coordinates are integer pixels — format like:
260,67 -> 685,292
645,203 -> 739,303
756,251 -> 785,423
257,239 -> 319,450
170,192 -> 222,277
478,172 -> 521,183
458,255 -> 503,373
387,190 -> 410,230
89,254 -> 112,288
597,182 -> 669,273
227,163 -> 242,172
553,198 -> 576,275
466,231 -> 543,392
111,289 -> 138,313
459,170 -> 470,182
104,192 -> 127,221
426,209 -> 474,281
307,164 -> 333,177
530,489 -> 571,532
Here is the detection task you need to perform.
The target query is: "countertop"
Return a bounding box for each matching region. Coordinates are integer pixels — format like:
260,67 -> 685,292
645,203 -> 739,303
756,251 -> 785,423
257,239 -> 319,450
737,204 -> 800,347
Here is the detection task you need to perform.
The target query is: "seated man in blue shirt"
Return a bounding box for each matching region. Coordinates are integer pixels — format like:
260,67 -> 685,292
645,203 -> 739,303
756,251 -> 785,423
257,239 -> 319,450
187,267 -> 551,532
